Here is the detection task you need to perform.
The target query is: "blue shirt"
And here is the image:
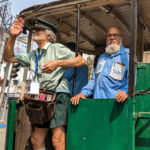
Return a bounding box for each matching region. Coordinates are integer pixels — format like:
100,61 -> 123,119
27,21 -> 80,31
81,46 -> 129,99
64,65 -> 88,97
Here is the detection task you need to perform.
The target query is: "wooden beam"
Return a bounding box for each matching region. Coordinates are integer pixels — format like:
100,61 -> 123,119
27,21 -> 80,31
136,0 -> 145,62
128,0 -> 137,97
137,0 -> 150,32
99,5 -> 130,32
61,22 -> 98,46
136,20 -> 144,62
21,0 -> 127,20
46,16 -> 98,46
80,11 -> 107,35
138,15 -> 150,32
144,44 -> 150,51
111,43 -> 149,51
57,10 -> 107,39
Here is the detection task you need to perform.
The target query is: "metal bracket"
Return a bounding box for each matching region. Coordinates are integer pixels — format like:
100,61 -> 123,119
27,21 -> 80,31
133,112 -> 150,119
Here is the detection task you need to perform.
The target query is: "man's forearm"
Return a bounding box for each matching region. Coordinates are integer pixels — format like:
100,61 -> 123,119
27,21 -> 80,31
3,36 -> 18,63
42,55 -> 87,73
58,55 -> 87,67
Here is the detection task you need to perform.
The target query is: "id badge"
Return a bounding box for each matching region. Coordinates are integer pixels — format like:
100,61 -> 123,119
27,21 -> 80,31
110,62 -> 125,80
96,61 -> 105,74
30,81 -> 40,94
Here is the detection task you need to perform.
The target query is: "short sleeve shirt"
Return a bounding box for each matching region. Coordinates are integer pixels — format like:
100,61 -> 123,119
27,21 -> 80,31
16,42 -> 75,93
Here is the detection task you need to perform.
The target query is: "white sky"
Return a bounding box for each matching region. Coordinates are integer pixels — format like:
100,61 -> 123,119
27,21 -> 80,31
9,0 -> 56,16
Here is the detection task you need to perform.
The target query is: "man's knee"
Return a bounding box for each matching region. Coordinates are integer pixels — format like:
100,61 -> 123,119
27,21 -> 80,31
30,128 -> 48,148
52,127 -> 66,148
31,135 -> 45,147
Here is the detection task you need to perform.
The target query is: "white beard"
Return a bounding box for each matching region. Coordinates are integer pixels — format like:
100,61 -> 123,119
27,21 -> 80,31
105,41 -> 122,54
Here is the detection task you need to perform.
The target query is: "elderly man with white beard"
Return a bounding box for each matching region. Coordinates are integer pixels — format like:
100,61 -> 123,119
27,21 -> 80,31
71,26 -> 129,105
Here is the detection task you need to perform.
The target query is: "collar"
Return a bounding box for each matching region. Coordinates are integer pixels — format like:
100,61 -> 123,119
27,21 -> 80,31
35,42 -> 51,56
42,42 -> 51,50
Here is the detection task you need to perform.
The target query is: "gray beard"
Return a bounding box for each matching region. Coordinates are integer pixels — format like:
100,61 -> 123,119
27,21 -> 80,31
105,42 -> 122,54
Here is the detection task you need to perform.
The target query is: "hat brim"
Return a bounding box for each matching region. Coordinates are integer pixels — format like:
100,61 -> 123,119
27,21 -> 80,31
30,25 -> 50,31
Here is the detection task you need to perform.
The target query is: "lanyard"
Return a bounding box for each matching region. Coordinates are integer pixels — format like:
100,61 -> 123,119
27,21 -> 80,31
34,51 -> 40,80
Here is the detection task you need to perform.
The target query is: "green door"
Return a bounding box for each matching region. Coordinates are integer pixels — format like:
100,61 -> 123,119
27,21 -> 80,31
67,98 -> 134,150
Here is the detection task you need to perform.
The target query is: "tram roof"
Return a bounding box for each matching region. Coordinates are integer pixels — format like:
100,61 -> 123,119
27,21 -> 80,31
19,0 -> 150,55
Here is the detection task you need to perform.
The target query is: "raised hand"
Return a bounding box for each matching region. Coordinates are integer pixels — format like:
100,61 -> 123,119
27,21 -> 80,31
10,18 -> 24,37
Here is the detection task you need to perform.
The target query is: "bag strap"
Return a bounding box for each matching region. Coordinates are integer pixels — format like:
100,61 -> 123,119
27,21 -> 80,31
54,76 -> 63,91
47,102 -> 56,119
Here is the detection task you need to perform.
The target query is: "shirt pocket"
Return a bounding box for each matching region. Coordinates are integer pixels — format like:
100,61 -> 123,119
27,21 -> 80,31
96,61 -> 105,74
110,62 -> 125,81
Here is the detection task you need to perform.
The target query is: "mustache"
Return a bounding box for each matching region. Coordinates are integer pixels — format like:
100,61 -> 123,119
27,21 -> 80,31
108,39 -> 117,44
105,44 -> 121,54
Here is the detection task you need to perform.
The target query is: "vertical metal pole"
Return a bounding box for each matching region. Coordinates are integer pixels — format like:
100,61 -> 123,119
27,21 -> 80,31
128,0 -> 137,97
0,30 -> 4,78
72,4 -> 80,96
137,0 -> 144,62
5,100 -> 17,150
23,31 -> 32,82
75,4 -> 80,57
0,63 -> 10,110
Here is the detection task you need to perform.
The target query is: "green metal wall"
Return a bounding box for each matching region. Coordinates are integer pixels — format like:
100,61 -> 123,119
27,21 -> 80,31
135,63 -> 150,150
67,98 -> 134,150
5,100 -> 17,150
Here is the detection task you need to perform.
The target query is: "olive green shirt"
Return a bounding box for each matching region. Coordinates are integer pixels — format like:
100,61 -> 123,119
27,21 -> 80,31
16,42 -> 75,93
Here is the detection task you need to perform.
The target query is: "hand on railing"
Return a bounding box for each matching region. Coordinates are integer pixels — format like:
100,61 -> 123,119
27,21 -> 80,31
71,93 -> 86,106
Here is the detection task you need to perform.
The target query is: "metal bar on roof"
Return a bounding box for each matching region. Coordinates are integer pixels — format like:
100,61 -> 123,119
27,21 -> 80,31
128,0 -> 137,97
72,4 -> 80,96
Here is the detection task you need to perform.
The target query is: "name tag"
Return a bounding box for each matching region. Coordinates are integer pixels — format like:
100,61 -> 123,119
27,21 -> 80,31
110,62 -> 125,80
30,82 -> 40,94
96,61 -> 105,74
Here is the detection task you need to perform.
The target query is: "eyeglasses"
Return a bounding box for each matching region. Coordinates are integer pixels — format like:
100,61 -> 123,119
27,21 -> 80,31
106,33 -> 121,38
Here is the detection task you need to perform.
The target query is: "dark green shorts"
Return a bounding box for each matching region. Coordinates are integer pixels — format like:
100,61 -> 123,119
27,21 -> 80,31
50,92 -> 70,128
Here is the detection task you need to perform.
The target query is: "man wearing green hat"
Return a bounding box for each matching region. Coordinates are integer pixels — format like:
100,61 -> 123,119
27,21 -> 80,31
3,17 -> 87,150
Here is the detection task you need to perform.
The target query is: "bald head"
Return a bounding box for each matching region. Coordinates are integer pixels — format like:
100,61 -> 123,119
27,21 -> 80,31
107,27 -> 121,35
